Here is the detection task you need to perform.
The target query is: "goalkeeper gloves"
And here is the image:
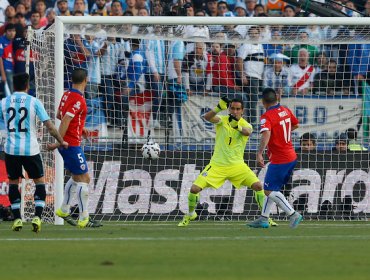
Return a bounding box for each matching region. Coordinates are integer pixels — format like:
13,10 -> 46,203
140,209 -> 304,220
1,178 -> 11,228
213,96 -> 230,113
228,114 -> 243,132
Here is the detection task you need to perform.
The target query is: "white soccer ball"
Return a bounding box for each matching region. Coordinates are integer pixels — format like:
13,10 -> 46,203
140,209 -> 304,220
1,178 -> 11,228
141,142 -> 161,160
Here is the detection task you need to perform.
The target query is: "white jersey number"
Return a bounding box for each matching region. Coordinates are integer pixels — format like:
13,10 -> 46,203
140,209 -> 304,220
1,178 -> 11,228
279,118 -> 291,143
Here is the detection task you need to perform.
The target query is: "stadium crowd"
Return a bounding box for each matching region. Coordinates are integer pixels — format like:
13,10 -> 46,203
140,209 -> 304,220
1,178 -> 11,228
0,0 -> 369,130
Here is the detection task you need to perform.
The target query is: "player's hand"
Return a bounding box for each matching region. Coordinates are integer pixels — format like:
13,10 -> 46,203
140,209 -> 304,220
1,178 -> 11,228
257,152 -> 265,168
82,127 -> 90,139
228,114 -> 242,132
60,141 -> 69,149
213,95 -> 230,113
46,143 -> 60,151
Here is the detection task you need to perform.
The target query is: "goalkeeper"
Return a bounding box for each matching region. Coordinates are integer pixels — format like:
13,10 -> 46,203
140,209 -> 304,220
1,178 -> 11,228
178,96 -> 276,227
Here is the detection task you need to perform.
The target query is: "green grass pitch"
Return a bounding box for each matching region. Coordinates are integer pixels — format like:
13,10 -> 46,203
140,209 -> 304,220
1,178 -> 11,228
1,221 -> 370,280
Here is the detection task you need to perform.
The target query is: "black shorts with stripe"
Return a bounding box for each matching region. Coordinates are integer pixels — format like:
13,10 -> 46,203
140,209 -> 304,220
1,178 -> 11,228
4,153 -> 44,180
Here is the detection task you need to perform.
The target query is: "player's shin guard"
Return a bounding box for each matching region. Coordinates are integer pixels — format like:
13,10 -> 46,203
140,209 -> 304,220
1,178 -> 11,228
254,190 -> 265,210
9,184 -> 21,219
34,184 -> 46,218
61,178 -> 77,213
76,182 -> 89,220
188,192 -> 199,214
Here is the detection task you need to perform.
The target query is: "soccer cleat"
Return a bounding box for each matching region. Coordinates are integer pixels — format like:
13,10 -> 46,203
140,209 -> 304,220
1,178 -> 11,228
55,208 -> 77,226
289,212 -> 303,229
268,218 -> 278,227
31,216 -> 42,233
247,217 -> 270,228
177,212 -> 198,227
77,217 -> 103,228
12,218 -> 23,231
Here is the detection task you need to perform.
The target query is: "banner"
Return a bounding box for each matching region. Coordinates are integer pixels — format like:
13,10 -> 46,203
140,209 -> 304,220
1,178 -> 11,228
181,95 -> 362,141
83,150 -> 370,220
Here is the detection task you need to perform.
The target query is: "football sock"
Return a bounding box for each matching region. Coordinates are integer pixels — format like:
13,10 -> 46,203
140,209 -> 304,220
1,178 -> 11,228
268,191 -> 295,216
9,184 -> 21,219
254,190 -> 265,210
261,195 -> 275,218
76,182 -> 89,220
188,192 -> 199,215
34,184 -> 46,218
61,178 -> 76,213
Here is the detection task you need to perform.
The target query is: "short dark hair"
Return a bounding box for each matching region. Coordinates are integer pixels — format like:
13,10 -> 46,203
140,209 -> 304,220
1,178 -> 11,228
13,72 -> 30,91
346,128 -> 357,140
5,23 -> 16,31
230,98 -> 244,109
71,68 -> 87,84
300,133 -> 316,144
262,88 -> 278,104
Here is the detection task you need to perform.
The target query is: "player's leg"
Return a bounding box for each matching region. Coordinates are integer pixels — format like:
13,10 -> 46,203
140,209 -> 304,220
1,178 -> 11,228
4,154 -> 23,231
23,154 -> 47,232
178,164 -> 225,227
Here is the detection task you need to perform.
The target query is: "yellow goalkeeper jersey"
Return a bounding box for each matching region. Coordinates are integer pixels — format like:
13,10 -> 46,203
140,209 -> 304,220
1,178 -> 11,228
210,115 -> 253,166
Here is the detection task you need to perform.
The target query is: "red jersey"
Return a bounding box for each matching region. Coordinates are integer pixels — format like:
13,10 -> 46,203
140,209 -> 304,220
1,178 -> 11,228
260,104 -> 298,164
58,88 -> 87,146
208,52 -> 236,89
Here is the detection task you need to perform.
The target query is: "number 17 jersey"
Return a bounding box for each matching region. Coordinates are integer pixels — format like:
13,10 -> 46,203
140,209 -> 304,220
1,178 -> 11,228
260,104 -> 298,164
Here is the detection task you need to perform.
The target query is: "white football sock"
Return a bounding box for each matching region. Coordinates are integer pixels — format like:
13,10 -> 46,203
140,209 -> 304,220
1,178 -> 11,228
61,178 -> 76,213
76,182 -> 89,220
268,191 -> 295,216
261,195 -> 275,218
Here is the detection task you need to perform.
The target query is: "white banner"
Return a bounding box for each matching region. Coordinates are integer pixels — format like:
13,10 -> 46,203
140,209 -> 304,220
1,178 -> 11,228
182,95 -> 362,141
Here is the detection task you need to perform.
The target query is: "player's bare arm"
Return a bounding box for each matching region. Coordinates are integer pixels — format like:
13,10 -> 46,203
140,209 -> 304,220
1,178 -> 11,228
257,130 -> 271,168
204,109 -> 221,123
292,124 -> 299,131
44,120 -> 68,150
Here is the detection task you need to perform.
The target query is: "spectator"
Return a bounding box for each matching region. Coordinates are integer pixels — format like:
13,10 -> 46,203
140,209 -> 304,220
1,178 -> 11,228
281,5 -> 299,39
35,0 -> 48,28
208,43 -> 242,98
0,0 -> 10,25
313,59 -> 350,96
285,30 -> 319,65
0,23 -> 15,93
297,132 -> 317,152
345,1 -> 361,16
45,8 -> 56,28
265,0 -> 286,16
29,11 -> 41,30
346,128 -> 368,151
290,48 -> 315,96
263,53 -> 291,97
74,0 -> 88,15
144,25 -> 166,128
332,133 -> 349,153
236,25 -> 265,125
122,38 -> 146,97
205,0 -> 218,16
152,1 -> 163,16
263,29 -> 284,56
254,4 -> 265,16
182,42 -> 210,95
315,52 -> 328,74
125,0 -> 138,15
234,1 -> 247,16
56,0 -> 71,16
365,0 -> 370,16
347,40 -> 370,85
163,36 -> 186,131
0,5 -> 16,36
110,0 -> 123,16
217,0 -> 230,16
90,0 -> 108,15
15,2 -> 27,18
244,0 -> 257,16
19,0 -> 32,20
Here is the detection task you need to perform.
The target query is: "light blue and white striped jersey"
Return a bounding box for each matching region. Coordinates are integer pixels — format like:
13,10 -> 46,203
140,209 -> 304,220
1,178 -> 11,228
0,92 -> 50,156
145,39 -> 166,75
167,40 -> 185,81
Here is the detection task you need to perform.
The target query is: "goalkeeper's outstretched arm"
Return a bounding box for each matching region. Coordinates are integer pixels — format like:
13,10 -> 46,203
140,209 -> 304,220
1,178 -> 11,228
204,96 -> 230,123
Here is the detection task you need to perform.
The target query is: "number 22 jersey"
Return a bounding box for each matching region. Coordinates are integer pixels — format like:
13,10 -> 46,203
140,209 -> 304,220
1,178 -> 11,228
260,104 -> 298,164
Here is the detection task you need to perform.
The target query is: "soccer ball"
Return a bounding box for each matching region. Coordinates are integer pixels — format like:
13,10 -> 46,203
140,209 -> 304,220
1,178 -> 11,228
141,141 -> 161,160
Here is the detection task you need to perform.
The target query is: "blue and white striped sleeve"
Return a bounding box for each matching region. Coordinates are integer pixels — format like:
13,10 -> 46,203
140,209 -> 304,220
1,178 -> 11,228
34,98 -> 50,122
